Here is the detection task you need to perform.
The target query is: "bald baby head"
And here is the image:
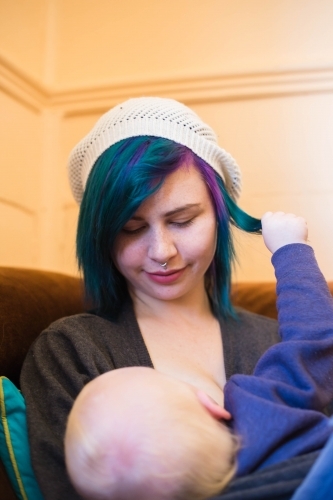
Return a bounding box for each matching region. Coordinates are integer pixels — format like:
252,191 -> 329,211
65,367 -> 236,500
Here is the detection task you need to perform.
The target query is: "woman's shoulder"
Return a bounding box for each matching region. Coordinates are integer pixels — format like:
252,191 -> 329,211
23,302 -> 150,376
34,312 -> 118,347
39,302 -> 137,342
224,306 -> 279,338
44,311 -> 116,333
221,308 -> 280,378
22,313 -> 120,373
235,307 -> 279,329
235,307 -> 280,351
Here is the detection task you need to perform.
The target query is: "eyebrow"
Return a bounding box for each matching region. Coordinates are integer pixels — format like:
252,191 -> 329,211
130,203 -> 201,220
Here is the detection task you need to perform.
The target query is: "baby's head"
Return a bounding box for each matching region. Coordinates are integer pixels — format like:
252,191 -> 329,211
65,367 -> 236,500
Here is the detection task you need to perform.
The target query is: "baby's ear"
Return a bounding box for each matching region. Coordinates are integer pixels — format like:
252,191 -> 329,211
195,390 -> 232,421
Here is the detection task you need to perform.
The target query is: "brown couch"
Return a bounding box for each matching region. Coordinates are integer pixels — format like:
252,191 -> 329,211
1,266 -> 332,499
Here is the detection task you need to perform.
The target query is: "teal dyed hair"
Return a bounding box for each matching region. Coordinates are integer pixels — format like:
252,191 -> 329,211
76,136 -> 261,319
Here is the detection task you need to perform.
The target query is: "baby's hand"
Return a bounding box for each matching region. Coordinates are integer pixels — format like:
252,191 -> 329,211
261,211 -> 308,254
196,390 -> 232,421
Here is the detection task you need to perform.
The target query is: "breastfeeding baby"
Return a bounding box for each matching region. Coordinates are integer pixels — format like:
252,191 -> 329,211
65,366 -> 235,500
65,212 -> 333,499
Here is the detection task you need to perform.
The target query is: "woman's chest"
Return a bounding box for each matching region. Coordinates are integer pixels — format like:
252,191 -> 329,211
138,317 -> 226,406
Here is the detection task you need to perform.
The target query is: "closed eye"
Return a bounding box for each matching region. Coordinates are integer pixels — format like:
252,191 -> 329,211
122,218 -> 195,234
172,218 -> 194,228
122,225 -> 146,235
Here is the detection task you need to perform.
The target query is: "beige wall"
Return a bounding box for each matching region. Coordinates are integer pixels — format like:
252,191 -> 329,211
54,0 -> 333,86
194,94 -> 333,281
0,0 -> 49,82
0,92 -> 42,267
1,0 -> 333,282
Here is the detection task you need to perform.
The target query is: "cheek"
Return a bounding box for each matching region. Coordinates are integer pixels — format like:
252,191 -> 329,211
186,219 -> 217,260
113,237 -> 145,273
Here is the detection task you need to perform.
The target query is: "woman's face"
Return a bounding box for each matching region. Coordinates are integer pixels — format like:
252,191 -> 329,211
113,164 -> 217,303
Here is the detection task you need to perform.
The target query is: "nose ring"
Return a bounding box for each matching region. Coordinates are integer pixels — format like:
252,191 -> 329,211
160,262 -> 168,269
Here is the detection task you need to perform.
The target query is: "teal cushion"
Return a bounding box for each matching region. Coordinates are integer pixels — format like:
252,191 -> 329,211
0,377 -> 44,500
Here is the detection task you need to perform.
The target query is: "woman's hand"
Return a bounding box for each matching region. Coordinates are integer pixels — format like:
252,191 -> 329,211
261,211 -> 308,254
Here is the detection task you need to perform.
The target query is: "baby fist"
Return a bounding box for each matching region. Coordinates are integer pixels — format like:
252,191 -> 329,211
261,211 -> 308,254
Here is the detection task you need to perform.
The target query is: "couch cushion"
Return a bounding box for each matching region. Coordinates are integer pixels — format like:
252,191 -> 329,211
0,267 -> 85,387
231,281 -> 333,320
231,282 -> 278,319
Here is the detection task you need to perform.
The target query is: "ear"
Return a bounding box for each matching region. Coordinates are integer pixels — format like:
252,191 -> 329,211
195,390 -> 232,421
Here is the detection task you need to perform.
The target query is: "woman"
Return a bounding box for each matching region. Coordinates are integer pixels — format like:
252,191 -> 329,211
21,97 -> 280,499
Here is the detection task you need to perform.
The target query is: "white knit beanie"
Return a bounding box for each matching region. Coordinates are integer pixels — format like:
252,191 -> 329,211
68,97 -> 242,204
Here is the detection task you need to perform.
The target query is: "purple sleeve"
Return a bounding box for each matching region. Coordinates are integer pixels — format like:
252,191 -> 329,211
224,244 -> 333,476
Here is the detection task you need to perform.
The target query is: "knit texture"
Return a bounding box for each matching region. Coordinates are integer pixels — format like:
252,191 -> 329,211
68,97 -> 242,204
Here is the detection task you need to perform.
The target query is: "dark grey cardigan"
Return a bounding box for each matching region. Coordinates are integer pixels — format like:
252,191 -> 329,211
21,302 -> 279,500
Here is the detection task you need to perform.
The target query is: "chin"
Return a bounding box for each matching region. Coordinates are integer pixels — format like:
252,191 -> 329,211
145,283 -> 197,302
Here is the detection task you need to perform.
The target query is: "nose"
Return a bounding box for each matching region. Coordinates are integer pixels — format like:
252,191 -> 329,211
147,225 -> 177,264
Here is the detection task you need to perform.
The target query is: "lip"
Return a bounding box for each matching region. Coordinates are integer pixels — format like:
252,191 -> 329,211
145,267 -> 186,284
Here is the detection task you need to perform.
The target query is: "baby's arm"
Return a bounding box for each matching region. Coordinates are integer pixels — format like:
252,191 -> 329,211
224,212 -> 333,475
258,212 -> 333,394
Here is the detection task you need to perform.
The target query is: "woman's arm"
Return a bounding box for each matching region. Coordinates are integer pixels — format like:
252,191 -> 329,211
20,314 -> 118,500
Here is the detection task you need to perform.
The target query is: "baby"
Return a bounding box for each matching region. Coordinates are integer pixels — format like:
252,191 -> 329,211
65,366 -> 236,500
65,212 -> 333,499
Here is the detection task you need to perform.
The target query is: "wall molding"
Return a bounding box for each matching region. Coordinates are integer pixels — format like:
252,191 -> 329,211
1,54 -> 333,115
56,67 -> 333,117
0,197 -> 36,216
0,55 -> 47,112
